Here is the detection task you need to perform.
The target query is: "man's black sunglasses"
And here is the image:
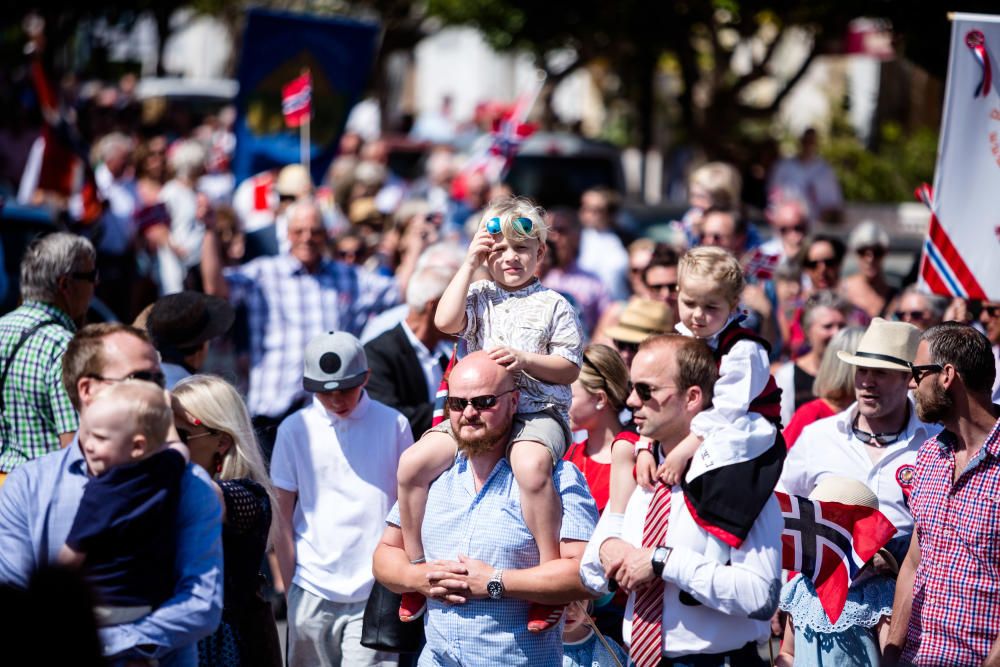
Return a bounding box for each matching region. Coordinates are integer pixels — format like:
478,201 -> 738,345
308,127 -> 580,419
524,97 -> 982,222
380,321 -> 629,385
630,382 -> 676,402
446,389 -> 514,412
87,370 -> 167,388
910,363 -> 943,385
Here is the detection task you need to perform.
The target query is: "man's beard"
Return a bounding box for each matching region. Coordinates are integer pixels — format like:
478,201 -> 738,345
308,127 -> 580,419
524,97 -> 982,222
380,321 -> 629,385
916,380 -> 953,424
453,416 -> 507,456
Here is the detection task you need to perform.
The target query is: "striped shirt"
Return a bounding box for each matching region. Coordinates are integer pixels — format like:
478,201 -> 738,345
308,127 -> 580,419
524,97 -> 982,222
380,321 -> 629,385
0,301 -> 77,472
224,255 -> 398,418
387,457 -> 598,666
904,416 -> 1000,665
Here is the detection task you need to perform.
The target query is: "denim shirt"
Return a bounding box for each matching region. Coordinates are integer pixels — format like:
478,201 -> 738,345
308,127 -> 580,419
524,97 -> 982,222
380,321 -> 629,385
388,457 -> 598,666
0,439 -> 223,665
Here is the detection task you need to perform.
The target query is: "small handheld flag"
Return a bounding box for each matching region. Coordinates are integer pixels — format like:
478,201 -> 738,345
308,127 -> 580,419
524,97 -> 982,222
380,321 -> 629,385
282,72 -> 312,128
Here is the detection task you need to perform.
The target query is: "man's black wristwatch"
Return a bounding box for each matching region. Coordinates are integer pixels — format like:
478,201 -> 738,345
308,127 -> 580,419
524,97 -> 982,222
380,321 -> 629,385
651,546 -> 672,577
487,568 -> 505,600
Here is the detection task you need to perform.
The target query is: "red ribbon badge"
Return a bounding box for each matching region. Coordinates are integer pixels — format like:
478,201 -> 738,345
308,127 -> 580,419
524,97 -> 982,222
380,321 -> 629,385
966,30 -> 992,98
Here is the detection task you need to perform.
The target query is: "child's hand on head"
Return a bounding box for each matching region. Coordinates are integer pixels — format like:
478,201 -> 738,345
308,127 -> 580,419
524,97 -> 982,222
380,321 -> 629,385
656,446 -> 691,486
635,449 -> 657,490
466,224 -> 495,269
488,346 -> 528,373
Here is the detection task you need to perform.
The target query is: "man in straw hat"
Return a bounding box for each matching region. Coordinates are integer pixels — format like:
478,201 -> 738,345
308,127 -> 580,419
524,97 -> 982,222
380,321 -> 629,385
580,335 -> 782,666
886,323 -> 1000,667
780,318 -> 940,564
603,299 -> 673,370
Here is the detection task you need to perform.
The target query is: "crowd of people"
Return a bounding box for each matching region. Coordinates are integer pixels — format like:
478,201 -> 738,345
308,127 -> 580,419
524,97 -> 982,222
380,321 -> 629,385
1,82 -> 1000,667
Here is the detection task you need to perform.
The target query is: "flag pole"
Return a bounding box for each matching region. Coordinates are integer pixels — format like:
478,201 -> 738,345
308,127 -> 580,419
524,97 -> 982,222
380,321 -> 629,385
301,114 -> 310,172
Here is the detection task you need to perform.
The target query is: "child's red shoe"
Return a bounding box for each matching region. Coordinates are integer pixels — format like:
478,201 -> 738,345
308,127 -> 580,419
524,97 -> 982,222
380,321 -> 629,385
399,592 -> 427,622
526,602 -> 565,632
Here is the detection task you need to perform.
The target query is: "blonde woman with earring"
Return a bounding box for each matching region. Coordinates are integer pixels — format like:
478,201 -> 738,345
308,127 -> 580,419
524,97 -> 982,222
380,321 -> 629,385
172,375 -> 282,667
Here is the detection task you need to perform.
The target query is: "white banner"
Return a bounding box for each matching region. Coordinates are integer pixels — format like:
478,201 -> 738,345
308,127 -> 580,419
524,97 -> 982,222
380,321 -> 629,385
920,12 -> 1000,301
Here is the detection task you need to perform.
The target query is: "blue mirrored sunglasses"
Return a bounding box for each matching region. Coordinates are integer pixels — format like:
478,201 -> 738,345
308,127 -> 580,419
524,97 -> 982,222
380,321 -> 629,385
486,216 -> 533,235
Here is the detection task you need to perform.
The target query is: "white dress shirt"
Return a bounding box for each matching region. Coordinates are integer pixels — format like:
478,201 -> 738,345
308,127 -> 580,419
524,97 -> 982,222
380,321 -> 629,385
400,320 -> 446,401
778,399 -> 941,536
581,449 -> 782,658
270,392 -> 414,603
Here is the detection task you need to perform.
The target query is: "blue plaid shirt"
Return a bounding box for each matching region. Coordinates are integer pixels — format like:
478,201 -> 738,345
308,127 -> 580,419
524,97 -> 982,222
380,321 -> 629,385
388,457 -> 598,666
224,255 -> 398,417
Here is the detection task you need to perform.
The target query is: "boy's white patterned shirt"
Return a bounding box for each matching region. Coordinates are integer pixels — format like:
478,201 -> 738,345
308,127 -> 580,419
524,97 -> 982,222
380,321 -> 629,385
461,279 -> 583,423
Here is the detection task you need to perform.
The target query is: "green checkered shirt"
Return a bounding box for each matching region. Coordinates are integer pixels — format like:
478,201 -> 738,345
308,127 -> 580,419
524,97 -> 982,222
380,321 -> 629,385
0,301 -> 78,472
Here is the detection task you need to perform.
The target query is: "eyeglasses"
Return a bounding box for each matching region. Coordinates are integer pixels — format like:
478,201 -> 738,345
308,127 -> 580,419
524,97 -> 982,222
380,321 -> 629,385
613,339 -> 639,355
983,305 -> 1000,318
851,416 -> 905,447
895,310 -> 929,322
645,282 -> 678,294
445,389 -> 515,412
486,216 -> 533,235
86,370 -> 167,388
856,246 -> 886,259
803,257 -> 838,269
778,224 -> 807,236
176,427 -> 219,444
910,363 -> 943,385
631,382 -> 677,402
701,232 -> 728,244
70,268 -> 99,283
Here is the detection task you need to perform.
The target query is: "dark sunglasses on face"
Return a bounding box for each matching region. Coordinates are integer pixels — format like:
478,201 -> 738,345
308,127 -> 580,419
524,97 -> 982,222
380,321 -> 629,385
446,389 -> 515,412
778,224 -> 807,236
631,381 -> 677,402
895,310 -> 928,322
176,427 -> 219,444
983,305 -> 1000,318
613,339 -> 639,355
910,363 -> 943,385
856,246 -> 886,259
71,268 -> 99,283
646,282 -> 679,294
803,257 -> 838,270
87,370 -> 167,388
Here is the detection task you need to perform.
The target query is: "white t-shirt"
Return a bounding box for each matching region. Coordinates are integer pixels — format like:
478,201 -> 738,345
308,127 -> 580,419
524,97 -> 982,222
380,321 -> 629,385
270,392 -> 414,603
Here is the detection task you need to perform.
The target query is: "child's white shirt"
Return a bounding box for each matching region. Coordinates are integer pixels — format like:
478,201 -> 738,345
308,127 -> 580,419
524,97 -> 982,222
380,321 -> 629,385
676,315 -> 777,481
461,279 -> 583,421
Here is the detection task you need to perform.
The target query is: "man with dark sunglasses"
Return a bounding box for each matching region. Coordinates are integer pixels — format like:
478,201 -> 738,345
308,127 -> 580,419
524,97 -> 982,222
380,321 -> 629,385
374,351 -> 597,667
0,322 -> 224,664
886,323 -> 1000,666
580,334 -> 783,666
780,318 -> 940,564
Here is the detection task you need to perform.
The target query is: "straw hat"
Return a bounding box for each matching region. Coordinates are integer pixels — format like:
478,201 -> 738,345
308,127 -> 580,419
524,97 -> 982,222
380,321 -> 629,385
836,317 -> 920,372
276,164 -> 313,197
809,476 -> 879,509
605,298 -> 673,344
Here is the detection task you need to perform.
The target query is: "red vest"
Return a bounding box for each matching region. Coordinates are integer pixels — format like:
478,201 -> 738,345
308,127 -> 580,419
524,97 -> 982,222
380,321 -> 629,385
715,322 -> 783,428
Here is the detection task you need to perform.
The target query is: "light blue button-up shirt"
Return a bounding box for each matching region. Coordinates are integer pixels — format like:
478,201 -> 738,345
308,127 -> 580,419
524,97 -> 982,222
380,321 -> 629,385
0,439 -> 223,665
388,456 -> 598,667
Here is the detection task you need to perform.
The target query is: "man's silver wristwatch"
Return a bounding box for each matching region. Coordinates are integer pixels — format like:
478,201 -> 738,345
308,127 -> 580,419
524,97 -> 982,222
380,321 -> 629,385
487,568 -> 505,600
651,546 -> 672,577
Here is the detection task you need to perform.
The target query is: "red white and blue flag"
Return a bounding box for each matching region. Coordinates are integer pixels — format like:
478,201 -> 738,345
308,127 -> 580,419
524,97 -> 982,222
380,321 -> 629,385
776,492 -> 896,623
917,13 -> 1000,301
282,72 -> 312,128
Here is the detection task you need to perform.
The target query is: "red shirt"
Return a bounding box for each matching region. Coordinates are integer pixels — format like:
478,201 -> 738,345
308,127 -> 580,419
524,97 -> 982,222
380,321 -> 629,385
904,416 -> 1000,665
563,431 -> 638,514
783,398 -> 837,449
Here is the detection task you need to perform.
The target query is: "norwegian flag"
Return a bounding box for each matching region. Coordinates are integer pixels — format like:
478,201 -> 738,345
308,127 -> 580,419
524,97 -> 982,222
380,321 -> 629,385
776,491 -> 896,623
487,116 -> 537,169
282,72 -> 312,128
430,343 -> 459,427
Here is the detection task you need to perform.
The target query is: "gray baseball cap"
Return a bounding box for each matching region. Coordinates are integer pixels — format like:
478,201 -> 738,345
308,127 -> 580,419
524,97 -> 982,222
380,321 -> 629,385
303,332 -> 369,392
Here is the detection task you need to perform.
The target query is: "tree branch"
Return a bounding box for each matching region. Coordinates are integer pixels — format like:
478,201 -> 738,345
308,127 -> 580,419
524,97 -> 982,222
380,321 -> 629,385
738,32 -> 820,116
732,28 -> 783,96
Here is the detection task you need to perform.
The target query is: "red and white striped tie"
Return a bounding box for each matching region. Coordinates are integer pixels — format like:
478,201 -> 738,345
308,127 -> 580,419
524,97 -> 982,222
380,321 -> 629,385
630,482 -> 672,667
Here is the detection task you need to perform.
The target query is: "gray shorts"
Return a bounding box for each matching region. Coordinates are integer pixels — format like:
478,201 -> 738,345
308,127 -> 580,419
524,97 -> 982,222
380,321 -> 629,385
430,407 -> 570,465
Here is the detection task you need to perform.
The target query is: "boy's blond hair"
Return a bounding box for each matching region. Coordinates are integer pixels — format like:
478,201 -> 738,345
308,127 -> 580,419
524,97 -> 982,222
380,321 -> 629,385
481,196 -> 548,244
689,162 -> 742,210
678,246 -> 745,305
90,379 -> 173,450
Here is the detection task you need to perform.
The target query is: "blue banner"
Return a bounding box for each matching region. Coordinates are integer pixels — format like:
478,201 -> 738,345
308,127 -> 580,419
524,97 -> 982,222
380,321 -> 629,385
233,8 -> 380,184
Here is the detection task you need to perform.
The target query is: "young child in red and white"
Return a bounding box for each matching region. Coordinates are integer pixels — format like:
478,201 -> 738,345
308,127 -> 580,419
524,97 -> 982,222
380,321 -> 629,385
608,246 -> 782,540
395,196 -> 583,631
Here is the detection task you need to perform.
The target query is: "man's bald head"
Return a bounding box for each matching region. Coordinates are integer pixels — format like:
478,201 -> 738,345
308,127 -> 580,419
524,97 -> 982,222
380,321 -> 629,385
447,351 -> 518,457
